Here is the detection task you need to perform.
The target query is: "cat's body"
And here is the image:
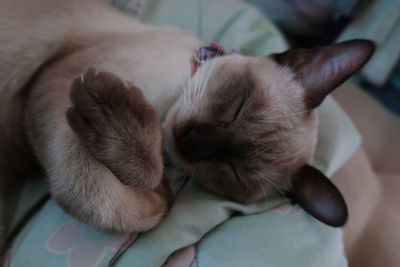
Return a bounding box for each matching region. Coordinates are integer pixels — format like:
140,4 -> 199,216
0,0 -> 374,253
0,0 -> 200,247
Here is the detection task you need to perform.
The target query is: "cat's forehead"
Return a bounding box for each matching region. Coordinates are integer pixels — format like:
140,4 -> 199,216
209,55 -> 302,101
201,54 -> 249,78
209,55 -> 298,89
187,54 -> 305,119
251,56 -> 299,91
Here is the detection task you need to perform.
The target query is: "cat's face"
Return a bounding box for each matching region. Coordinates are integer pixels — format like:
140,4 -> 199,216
163,40 -> 375,226
164,55 -> 318,202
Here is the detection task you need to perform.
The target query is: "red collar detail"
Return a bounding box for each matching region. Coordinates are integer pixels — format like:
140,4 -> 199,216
190,42 -> 227,75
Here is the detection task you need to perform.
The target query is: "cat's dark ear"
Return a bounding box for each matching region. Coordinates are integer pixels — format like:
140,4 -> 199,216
273,39 -> 375,108
288,165 -> 348,227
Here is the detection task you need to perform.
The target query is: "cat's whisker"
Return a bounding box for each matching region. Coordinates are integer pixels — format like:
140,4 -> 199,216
261,168 -> 292,180
256,109 -> 314,123
196,50 -> 209,99
264,170 -> 293,190
253,176 -> 267,199
194,50 -> 208,102
200,53 -> 212,98
185,67 -> 189,103
196,55 -> 207,99
182,68 -> 188,107
255,173 -> 287,198
252,167 -> 292,195
199,48 -> 223,100
185,65 -> 192,107
190,78 -> 195,105
189,69 -> 194,103
190,40 -> 226,103
194,40 -> 205,101
202,43 -> 225,95
198,46 -> 217,98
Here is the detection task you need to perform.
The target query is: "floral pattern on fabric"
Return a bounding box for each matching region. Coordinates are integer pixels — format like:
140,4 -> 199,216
273,202 -> 294,216
46,221 -> 135,267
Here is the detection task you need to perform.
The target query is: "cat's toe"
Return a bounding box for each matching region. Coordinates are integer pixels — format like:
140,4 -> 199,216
68,68 -> 157,133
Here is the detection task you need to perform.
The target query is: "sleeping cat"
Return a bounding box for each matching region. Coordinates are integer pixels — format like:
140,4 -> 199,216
0,0 -> 374,250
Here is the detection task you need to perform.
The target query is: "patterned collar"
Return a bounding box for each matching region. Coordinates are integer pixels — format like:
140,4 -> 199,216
191,42 -> 238,74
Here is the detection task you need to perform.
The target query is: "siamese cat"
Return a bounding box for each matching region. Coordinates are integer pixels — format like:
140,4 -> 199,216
0,0 -> 374,251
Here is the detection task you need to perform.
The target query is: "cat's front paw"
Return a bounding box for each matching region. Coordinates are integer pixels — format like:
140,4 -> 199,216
66,68 -> 163,189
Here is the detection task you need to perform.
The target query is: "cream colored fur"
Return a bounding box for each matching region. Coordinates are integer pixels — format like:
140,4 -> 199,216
0,0 -> 201,240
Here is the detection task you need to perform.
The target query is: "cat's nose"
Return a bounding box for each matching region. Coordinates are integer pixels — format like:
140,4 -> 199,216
176,124 -> 219,160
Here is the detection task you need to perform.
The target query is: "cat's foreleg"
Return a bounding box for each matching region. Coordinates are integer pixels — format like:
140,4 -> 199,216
26,69 -> 171,232
46,139 -> 170,232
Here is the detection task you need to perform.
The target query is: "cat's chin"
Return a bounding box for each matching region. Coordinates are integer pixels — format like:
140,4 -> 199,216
161,136 -> 277,203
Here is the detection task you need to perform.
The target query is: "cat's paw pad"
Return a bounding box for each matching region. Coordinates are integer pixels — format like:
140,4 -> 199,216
67,68 -> 163,189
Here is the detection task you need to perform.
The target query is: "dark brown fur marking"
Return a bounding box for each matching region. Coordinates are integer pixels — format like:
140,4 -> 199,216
67,68 -> 163,189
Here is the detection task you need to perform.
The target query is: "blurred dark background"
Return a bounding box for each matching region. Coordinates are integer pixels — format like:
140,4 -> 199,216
246,0 -> 400,115
246,0 -> 368,47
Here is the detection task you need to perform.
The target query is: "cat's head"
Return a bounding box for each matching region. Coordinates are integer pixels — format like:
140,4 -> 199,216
163,39 -> 374,227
